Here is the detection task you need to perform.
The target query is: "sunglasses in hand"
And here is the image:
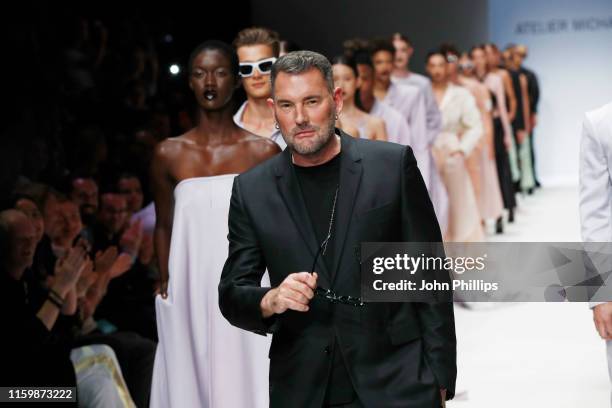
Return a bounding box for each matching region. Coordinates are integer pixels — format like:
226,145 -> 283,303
309,233 -> 365,307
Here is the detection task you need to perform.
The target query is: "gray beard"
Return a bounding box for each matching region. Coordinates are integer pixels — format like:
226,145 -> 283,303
286,115 -> 336,156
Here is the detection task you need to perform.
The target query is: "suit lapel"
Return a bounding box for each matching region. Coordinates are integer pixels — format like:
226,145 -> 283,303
330,132 -> 363,284
274,149 -> 333,282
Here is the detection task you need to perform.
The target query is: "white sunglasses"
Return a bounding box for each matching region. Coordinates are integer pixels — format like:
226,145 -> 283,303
238,57 -> 277,77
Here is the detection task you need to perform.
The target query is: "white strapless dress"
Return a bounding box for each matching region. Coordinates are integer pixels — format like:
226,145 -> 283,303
150,175 -> 271,408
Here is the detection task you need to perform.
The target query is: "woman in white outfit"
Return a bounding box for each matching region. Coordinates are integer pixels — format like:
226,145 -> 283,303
428,50 -> 484,242
149,40 -> 280,408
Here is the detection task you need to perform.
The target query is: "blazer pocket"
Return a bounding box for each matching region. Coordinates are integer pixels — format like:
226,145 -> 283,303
387,319 -> 422,346
355,202 -> 395,223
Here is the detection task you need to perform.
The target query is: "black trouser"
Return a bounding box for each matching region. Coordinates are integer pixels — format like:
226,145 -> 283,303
493,118 -> 516,209
530,129 -> 539,184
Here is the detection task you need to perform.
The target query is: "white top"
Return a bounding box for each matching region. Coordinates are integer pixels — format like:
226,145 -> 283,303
234,101 -> 287,150
580,101 -> 612,242
438,84 -> 483,156
579,102 -> 612,307
393,73 -> 443,144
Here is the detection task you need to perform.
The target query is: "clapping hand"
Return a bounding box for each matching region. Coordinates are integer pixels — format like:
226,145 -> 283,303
76,258 -> 95,298
120,219 -> 143,257
53,245 -> 89,296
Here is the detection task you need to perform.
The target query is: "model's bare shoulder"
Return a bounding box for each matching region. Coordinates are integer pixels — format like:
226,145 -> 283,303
154,131 -> 194,163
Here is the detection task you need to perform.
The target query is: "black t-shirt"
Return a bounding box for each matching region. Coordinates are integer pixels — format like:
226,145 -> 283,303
293,152 -> 341,272
294,151 -> 357,405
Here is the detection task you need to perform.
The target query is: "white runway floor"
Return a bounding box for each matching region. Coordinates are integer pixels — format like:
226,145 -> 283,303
451,186 -> 609,407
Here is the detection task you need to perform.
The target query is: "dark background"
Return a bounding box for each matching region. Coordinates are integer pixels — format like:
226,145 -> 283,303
0,1 -> 489,204
251,0 -> 488,71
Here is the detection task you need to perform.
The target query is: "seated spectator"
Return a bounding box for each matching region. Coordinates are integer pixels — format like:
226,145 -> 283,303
91,188 -> 157,341
118,172 -> 155,251
0,209 -> 136,407
69,175 -> 99,229
13,189 -> 155,406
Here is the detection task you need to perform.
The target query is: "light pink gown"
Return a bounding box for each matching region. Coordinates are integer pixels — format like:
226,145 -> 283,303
433,84 -> 485,242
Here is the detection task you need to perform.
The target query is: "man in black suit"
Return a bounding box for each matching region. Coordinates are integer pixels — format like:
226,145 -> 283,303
219,50 -> 456,408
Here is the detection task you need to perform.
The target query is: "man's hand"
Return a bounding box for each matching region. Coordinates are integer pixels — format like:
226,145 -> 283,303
593,302 -> 612,340
76,258 -> 96,298
120,219 -> 143,256
260,272 -> 318,318
109,252 -> 134,278
94,246 -> 119,275
53,245 -> 88,297
440,388 -> 447,407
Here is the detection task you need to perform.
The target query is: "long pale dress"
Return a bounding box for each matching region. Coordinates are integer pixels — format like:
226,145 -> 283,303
460,77 -> 504,221
150,175 -> 271,408
433,84 -> 485,242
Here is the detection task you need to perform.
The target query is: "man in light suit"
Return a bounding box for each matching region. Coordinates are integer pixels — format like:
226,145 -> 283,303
219,50 -> 456,408
579,101 -> 612,405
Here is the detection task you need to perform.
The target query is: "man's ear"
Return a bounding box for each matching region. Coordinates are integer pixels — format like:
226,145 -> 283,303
333,87 -> 344,116
266,97 -> 278,124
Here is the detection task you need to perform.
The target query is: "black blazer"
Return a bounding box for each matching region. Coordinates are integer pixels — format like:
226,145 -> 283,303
219,131 -> 456,408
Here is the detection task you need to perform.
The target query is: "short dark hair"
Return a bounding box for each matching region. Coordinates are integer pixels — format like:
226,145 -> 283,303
270,50 -> 334,97
39,186 -> 70,215
426,50 -> 446,64
188,40 -> 239,78
352,49 -> 373,68
369,38 -> 396,57
484,43 -> 500,52
469,44 -> 486,57
331,54 -> 358,76
343,38 -> 370,56
439,43 -> 460,57
233,27 -> 280,57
